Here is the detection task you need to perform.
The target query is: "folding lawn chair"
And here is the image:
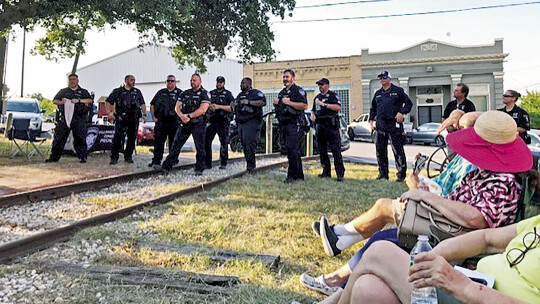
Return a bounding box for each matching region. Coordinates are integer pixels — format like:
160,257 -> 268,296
7,118 -> 47,160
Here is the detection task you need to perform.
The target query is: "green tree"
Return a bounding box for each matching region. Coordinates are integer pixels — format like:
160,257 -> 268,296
28,93 -> 55,116
3,0 -> 296,72
520,90 -> 540,129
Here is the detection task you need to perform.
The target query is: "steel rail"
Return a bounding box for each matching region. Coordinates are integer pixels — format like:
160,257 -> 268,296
0,156 -> 318,263
0,153 -> 282,208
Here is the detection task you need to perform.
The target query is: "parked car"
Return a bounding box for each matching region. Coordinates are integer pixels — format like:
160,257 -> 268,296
407,122 -> 447,146
0,98 -> 44,133
347,113 -> 413,143
137,110 -> 155,145
229,111 -> 350,156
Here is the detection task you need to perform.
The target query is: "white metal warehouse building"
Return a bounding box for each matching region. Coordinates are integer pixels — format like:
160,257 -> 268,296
76,45 -> 243,105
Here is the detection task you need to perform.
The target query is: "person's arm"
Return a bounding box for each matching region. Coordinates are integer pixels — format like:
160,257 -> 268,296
150,105 -> 157,122
369,95 -> 377,129
105,89 -> 118,121
399,89 -> 413,115
399,189 -> 487,229
410,252 -> 525,304
141,103 -> 147,122
52,89 -> 66,105
283,98 -> 308,110
433,223 -> 517,261
189,102 -> 210,118
438,109 -> 465,134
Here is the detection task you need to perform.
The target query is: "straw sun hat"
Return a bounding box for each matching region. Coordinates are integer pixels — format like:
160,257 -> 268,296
446,110 -> 532,173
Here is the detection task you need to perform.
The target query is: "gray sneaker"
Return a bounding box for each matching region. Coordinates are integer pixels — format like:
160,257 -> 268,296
299,273 -> 341,296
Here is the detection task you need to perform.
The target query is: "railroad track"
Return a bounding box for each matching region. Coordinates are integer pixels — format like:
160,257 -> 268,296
0,153 -> 282,208
0,155 -> 318,263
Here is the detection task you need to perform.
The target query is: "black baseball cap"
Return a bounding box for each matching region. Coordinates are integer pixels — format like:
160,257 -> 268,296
216,76 -> 225,83
316,78 -> 330,85
377,71 -> 392,79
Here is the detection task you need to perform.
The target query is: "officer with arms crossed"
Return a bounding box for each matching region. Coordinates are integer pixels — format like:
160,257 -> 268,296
369,71 -> 412,182
149,75 -> 182,167
273,69 -> 308,183
234,77 -> 266,173
205,76 -> 235,169
442,83 -> 475,121
47,74 -> 93,163
310,78 -> 345,182
158,73 -> 210,175
105,75 -> 147,165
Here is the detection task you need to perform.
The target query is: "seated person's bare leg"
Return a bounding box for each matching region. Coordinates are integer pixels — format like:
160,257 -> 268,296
337,241 -> 411,304
350,274 -> 401,304
323,264 -> 352,287
317,289 -> 343,304
348,198 -> 396,238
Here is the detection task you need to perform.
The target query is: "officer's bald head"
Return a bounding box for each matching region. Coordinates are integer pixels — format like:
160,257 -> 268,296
241,77 -> 252,91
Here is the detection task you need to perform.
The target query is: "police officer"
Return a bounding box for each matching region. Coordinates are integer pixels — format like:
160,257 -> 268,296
234,77 -> 266,173
46,74 -> 93,163
204,76 -> 235,169
273,69 -> 308,183
442,83 -> 475,120
158,73 -> 210,175
369,71 -> 412,182
310,78 -> 345,182
149,75 -> 182,167
499,89 -> 531,144
105,75 -> 147,165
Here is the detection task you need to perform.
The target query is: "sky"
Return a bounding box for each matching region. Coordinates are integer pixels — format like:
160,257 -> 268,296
4,0 -> 540,100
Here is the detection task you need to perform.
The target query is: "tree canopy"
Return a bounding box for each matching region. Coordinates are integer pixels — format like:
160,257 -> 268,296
1,0 -> 296,71
520,90 -> 540,129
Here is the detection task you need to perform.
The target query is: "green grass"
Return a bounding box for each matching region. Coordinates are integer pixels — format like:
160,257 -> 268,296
78,163 -> 407,303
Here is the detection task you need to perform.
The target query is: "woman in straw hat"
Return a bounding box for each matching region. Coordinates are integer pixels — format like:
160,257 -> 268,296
295,111 -> 536,304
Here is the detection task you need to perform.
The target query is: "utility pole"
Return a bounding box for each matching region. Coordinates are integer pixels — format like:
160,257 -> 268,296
0,35 -> 7,114
20,28 -> 26,97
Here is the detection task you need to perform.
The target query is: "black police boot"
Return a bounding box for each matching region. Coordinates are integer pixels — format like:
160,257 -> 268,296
318,173 -> 331,178
219,165 -> 227,170
194,170 -> 203,176
110,159 -> 118,165
336,176 -> 344,182
376,175 -> 388,180
125,158 -> 134,164
79,158 -> 87,164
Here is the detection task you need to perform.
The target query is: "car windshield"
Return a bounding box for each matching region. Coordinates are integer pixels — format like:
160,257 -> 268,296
7,101 -> 40,113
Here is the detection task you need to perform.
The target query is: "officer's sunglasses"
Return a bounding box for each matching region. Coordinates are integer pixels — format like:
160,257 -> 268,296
502,94 -> 513,98
166,80 -> 176,83
506,226 -> 539,267
380,76 -> 390,80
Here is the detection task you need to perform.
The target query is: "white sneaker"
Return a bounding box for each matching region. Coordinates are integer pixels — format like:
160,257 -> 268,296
299,273 -> 341,296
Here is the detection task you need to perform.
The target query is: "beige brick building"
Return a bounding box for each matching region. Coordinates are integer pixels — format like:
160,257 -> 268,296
243,56 -> 362,123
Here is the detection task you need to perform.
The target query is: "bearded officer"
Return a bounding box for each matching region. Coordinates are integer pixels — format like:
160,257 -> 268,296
204,76 -> 235,169
105,75 -> 147,165
273,69 -> 308,183
46,74 -> 93,163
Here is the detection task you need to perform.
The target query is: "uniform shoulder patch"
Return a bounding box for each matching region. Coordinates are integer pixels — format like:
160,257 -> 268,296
299,88 -> 306,96
257,91 -> 264,97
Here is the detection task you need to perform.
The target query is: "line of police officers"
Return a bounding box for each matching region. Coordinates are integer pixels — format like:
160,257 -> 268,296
47,70 -> 347,182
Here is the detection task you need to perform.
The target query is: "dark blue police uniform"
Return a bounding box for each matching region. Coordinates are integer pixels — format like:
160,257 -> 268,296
49,86 -> 92,162
106,86 -> 145,162
205,88 -> 235,168
161,87 -> 210,172
313,91 -> 345,180
498,105 -> 531,144
150,87 -> 182,165
369,83 -> 413,180
442,98 -> 476,119
276,84 -> 308,182
235,88 -> 266,172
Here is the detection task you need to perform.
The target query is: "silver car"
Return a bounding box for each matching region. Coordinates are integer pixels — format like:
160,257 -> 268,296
2,98 -> 44,133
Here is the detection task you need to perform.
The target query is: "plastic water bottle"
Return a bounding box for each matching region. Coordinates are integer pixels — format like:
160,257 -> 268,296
410,235 -> 438,304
